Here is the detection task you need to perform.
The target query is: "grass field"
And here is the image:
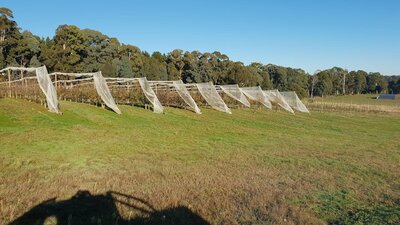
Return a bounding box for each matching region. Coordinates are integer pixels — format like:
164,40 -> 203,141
1,97 -> 399,225
306,94 -> 400,114
311,94 -> 400,106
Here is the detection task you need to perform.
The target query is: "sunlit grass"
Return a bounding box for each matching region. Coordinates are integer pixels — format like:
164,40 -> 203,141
1,98 -> 399,224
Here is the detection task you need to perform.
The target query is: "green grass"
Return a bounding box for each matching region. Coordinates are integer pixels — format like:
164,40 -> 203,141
312,94 -> 400,106
1,98 -> 399,225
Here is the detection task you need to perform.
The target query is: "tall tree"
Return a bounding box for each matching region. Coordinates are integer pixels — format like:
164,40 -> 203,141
167,49 -> 185,79
366,72 -> 387,93
29,55 -> 41,67
51,25 -> 88,72
0,7 -> 13,18
120,44 -> 142,73
117,56 -> 133,78
0,8 -> 20,67
11,31 -> 40,67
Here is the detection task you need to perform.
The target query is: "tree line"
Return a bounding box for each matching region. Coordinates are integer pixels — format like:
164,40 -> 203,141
1,8 -> 399,98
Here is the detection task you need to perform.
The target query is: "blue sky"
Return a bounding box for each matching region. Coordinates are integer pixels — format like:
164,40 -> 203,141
3,0 -> 400,74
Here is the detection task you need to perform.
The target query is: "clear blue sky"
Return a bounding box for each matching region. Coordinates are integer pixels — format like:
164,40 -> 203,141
3,0 -> 400,74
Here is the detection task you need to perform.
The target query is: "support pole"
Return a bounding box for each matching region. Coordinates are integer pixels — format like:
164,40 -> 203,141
21,71 -> 25,98
7,69 -> 11,97
55,74 -> 58,89
127,81 -> 130,104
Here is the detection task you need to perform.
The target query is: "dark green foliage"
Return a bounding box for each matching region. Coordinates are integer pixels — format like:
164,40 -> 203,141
0,7 -> 13,18
386,76 -> 400,94
141,54 -> 168,80
101,62 -> 117,77
367,72 -> 388,94
29,55 -> 41,67
116,56 -> 133,78
346,70 -> 367,94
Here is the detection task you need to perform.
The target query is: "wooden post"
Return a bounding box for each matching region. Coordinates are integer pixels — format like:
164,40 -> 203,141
55,74 -> 58,89
7,69 -> 11,97
127,82 -> 130,104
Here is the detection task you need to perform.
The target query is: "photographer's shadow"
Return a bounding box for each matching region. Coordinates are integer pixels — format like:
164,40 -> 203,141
8,190 -> 210,225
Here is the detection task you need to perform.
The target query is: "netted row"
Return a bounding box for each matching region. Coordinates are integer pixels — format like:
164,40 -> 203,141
0,66 -> 309,115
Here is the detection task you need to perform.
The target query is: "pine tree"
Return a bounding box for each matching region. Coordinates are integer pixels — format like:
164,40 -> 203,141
117,56 -> 133,78
29,55 -> 41,67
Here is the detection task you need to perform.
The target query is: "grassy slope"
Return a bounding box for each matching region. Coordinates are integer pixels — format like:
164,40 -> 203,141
0,98 -> 399,224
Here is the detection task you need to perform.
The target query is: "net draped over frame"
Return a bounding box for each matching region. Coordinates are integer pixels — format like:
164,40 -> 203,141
172,80 -> 201,114
196,82 -> 231,114
35,66 -> 60,113
220,84 -> 250,107
241,86 -> 272,109
138,77 -> 164,113
280,91 -> 310,113
264,90 -> 294,113
93,71 -> 121,114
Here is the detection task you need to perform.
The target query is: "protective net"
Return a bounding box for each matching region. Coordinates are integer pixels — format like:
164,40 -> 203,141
172,80 -> 201,114
93,72 -> 121,114
52,72 -> 121,114
241,86 -> 272,109
220,84 -> 250,107
264,90 -> 294,113
36,66 -> 60,113
138,77 -> 164,113
0,66 -> 60,113
280,91 -> 310,113
196,82 -> 231,114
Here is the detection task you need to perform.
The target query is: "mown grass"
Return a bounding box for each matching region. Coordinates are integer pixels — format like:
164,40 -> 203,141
0,98 -> 399,225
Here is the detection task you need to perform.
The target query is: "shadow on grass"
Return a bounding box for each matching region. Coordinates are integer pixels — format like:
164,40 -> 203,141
8,190 -> 210,225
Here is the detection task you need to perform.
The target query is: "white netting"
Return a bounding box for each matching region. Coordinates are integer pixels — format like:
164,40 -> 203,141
241,86 -> 272,109
138,77 -> 164,113
264,90 -> 294,113
35,66 -> 60,113
172,80 -> 201,114
0,67 -> 37,73
220,84 -> 250,107
93,71 -> 121,114
196,82 -> 231,114
280,91 -> 310,113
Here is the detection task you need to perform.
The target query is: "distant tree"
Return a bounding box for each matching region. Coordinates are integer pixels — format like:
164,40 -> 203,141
0,9 -> 20,67
29,55 -> 41,67
51,25 -> 88,72
120,44 -> 142,73
182,51 -> 201,83
117,56 -> 133,78
346,70 -> 367,94
0,7 -> 13,18
167,49 -> 185,79
81,29 -> 116,72
249,63 -> 272,89
314,71 -> 333,96
387,76 -> 400,94
101,62 -> 117,77
140,54 -> 167,80
309,70 -> 320,98
167,62 -> 180,80
366,72 -> 387,93
152,51 -> 165,63
11,31 -> 40,67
